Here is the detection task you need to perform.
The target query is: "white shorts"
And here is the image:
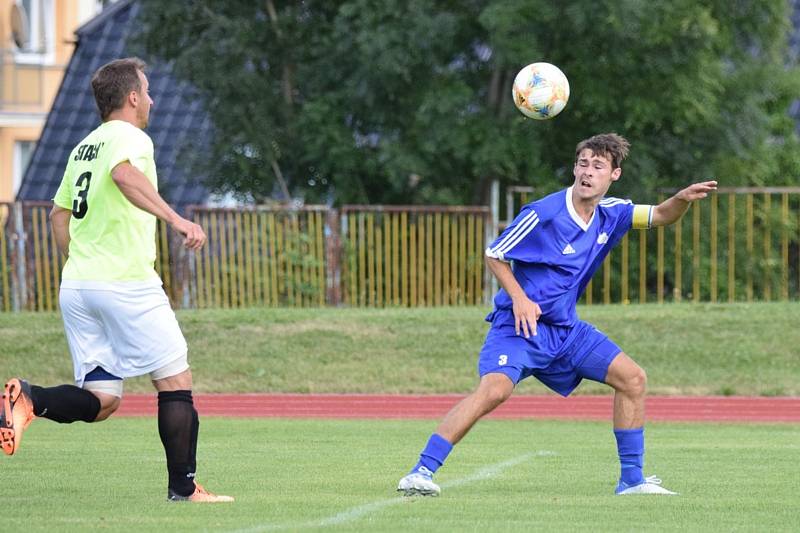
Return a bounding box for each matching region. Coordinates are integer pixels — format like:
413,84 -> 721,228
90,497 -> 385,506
59,279 -> 189,391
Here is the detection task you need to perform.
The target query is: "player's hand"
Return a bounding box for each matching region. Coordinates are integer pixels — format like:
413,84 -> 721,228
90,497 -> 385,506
676,180 -> 717,202
172,217 -> 207,250
512,296 -> 542,338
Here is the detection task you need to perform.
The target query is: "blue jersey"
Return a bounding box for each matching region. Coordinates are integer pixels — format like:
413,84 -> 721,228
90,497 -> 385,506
485,186 -> 653,327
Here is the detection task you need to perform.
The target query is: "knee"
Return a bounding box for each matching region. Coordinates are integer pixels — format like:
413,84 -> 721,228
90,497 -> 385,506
93,396 -> 121,422
623,367 -> 647,397
480,382 -> 513,407
152,368 -> 193,392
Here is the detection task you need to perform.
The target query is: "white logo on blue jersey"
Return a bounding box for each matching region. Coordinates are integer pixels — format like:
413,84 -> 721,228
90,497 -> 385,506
597,232 -> 609,244
562,243 -> 576,255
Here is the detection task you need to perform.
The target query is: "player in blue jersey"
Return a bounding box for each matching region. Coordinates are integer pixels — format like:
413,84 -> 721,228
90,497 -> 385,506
398,133 -> 717,497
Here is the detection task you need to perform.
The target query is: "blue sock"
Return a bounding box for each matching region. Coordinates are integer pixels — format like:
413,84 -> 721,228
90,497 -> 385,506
614,427 -> 645,486
410,434 -> 453,476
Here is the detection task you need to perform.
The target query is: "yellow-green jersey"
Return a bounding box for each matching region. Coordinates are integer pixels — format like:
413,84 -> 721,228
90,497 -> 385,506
53,120 -> 160,282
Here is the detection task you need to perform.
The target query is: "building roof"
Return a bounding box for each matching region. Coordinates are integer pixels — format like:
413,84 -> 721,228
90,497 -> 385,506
17,0 -> 211,209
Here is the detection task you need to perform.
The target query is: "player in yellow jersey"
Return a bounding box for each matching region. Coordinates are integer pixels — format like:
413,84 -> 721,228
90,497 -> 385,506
0,58 -> 232,503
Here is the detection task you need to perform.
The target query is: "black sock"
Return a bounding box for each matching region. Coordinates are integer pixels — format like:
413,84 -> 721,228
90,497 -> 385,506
29,385 -> 101,423
158,390 -> 199,497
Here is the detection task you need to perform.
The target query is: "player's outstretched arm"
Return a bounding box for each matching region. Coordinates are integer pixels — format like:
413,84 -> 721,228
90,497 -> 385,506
111,162 -> 206,250
651,180 -> 718,227
49,206 -> 71,257
485,256 -> 542,338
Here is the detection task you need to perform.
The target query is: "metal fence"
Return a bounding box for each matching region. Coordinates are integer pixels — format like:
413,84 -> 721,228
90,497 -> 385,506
0,201 -> 174,312
582,188 -> 800,304
189,206 -> 331,309
340,206 -> 490,307
1,188 -> 799,311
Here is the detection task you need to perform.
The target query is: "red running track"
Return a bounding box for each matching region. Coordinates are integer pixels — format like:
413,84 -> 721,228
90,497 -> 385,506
115,394 -> 800,423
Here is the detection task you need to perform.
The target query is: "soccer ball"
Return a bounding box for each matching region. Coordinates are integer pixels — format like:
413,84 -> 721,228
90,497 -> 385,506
511,62 -> 570,120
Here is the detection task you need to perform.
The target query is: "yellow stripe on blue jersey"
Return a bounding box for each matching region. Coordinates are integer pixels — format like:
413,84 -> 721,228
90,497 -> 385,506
53,120 -> 159,282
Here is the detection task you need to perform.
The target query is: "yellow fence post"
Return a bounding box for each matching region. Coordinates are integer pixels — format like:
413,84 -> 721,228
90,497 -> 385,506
621,234 -> 629,304
31,208 -> 43,311
781,193 -> 789,301
425,214 -> 433,307
0,219 -> 9,312
472,215 -> 489,305
674,215 -> 682,302
692,203 -> 700,303
763,193 -> 771,302
710,192 -> 718,302
657,224 -> 664,304
639,230 -> 646,304
366,213 -> 375,306
409,214 -> 417,307
656,193 -> 664,303
442,214 -> 446,305
401,212 -> 408,306
728,194 -> 735,302
746,194 -> 754,301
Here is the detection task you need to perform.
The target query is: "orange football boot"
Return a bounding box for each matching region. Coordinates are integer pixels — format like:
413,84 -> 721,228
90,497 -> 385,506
0,378 -> 36,456
168,482 -> 234,503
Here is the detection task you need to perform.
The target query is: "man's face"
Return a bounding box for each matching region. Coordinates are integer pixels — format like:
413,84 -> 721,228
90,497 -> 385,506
572,148 -> 621,201
134,70 -> 153,128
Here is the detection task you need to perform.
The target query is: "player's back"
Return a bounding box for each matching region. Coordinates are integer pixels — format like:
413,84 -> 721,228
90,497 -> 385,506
53,120 -> 160,283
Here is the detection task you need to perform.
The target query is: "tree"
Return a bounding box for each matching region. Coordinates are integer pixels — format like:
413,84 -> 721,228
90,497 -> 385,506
136,0 -> 800,205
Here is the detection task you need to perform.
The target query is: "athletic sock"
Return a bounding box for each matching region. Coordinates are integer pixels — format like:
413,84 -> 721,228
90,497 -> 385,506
614,427 -> 645,486
29,384 -> 101,423
410,433 -> 453,476
158,390 -> 199,497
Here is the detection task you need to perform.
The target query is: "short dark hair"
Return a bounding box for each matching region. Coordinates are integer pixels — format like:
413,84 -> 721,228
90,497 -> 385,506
574,133 -> 630,169
91,57 -> 147,120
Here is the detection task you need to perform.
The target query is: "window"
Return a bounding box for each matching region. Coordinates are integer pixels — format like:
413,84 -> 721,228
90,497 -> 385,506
77,0 -> 107,26
13,141 -> 36,197
13,0 -> 55,65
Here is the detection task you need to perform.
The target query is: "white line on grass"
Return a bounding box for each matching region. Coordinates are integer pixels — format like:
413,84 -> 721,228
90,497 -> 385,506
232,450 -> 557,532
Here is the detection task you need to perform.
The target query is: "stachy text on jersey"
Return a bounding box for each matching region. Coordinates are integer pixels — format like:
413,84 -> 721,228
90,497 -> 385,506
74,142 -> 104,162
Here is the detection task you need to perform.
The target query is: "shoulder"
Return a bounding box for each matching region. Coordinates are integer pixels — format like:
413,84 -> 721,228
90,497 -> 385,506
125,123 -> 154,148
598,196 -> 634,214
108,121 -> 154,151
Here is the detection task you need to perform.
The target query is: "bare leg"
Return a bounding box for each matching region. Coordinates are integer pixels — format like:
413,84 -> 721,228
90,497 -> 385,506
436,373 -> 515,444
398,373 -> 516,495
152,368 -> 193,392
90,392 -> 121,421
604,352 -> 647,429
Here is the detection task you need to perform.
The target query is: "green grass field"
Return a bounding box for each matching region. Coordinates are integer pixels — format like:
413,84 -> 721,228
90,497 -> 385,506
4,418 -> 798,532
1,302 -> 798,395
2,303 -> 799,530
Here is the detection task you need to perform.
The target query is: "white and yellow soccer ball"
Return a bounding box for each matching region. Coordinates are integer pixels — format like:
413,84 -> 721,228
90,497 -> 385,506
511,62 -> 570,120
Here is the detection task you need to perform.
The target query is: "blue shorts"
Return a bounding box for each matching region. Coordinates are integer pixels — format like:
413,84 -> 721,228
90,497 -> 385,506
477,311 -> 622,397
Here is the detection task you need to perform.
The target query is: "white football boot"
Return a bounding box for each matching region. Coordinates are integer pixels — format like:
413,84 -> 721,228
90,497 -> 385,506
397,467 -> 441,497
616,475 -> 678,495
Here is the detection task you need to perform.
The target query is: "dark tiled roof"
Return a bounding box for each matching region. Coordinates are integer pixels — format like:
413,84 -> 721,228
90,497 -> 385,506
17,0 -> 211,209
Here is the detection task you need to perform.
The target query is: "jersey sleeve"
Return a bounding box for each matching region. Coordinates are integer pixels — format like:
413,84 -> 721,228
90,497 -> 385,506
485,205 -> 542,262
52,167 -> 73,210
600,197 -> 643,234
106,128 -> 154,174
